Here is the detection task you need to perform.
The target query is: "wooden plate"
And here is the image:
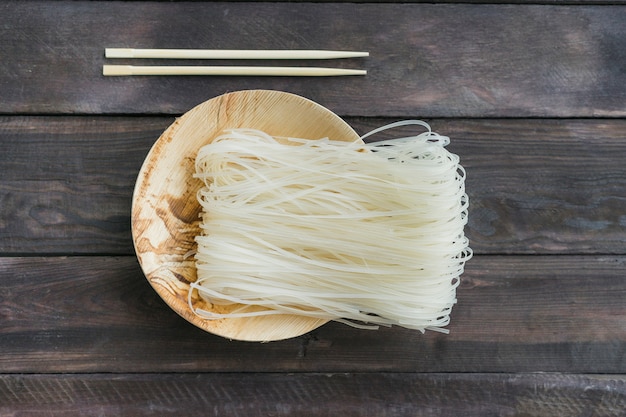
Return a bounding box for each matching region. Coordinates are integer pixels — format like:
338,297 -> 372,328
131,90 -> 360,341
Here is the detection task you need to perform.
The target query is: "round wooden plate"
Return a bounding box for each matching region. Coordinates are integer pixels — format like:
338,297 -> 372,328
131,90 -> 360,341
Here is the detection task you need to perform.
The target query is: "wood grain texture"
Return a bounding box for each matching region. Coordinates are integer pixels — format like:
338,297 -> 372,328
2,116 -> 625,255
0,116 -> 170,254
1,255 -> 624,373
0,373 -> 624,417
1,2 -> 625,117
2,1 -> 624,415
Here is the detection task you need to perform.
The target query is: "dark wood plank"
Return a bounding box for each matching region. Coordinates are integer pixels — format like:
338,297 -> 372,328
1,373 -> 624,416
2,116 -> 626,255
0,116 -> 172,254
1,2 -> 625,117
1,255 -> 624,373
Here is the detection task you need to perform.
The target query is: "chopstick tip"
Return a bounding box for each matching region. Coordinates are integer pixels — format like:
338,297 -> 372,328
103,65 -> 132,76
105,48 -> 135,58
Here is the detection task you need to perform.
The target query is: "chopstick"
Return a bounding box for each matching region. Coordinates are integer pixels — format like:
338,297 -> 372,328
105,48 -> 369,60
103,65 -> 366,77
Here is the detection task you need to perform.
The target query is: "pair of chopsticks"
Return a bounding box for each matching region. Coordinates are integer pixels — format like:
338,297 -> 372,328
102,48 -> 368,77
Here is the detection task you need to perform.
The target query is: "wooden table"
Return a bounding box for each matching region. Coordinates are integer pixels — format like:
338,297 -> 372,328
1,1 -> 625,415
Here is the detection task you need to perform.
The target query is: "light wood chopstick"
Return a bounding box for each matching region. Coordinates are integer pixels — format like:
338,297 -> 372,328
103,65 -> 366,77
105,48 -> 369,60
